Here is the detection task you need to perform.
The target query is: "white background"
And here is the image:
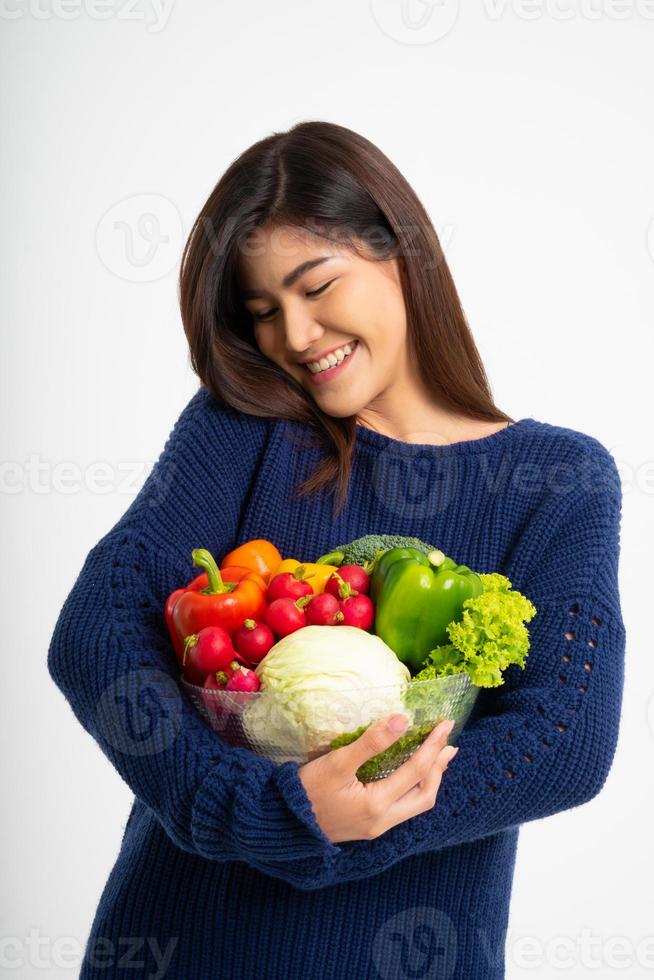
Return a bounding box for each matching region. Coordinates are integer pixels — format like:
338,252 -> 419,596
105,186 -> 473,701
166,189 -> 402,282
2,1 -> 653,977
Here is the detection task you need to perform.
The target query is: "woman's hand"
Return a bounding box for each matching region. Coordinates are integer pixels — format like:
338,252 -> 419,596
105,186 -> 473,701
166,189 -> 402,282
298,715 -> 459,844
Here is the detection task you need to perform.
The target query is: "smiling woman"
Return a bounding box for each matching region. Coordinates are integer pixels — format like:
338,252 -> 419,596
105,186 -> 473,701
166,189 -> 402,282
47,120 -> 625,980
179,120 -> 513,516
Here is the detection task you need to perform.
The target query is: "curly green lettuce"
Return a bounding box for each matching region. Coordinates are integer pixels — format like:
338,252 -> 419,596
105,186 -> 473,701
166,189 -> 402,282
415,572 -> 537,687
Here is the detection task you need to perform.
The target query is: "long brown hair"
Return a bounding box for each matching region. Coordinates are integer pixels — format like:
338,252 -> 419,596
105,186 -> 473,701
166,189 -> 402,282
179,120 -> 512,517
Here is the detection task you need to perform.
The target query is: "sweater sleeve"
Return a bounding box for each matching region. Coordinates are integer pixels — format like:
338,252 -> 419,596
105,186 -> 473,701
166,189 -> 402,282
310,444 -> 626,885
47,387 -> 342,891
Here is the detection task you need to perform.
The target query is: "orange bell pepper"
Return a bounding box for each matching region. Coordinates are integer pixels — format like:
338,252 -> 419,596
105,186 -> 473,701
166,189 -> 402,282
220,539 -> 282,585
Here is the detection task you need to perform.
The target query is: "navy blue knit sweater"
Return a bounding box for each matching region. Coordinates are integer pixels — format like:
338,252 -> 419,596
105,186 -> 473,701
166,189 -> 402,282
47,387 -> 626,980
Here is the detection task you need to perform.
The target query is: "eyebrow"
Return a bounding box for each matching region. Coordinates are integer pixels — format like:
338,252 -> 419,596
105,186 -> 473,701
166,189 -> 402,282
240,256 -> 335,300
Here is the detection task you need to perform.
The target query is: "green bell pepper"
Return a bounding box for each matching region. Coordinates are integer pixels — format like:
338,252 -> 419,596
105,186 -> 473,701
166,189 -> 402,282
371,547 -> 484,674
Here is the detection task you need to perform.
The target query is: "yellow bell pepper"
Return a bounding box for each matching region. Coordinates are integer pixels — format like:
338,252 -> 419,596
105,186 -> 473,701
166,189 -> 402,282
271,558 -> 339,594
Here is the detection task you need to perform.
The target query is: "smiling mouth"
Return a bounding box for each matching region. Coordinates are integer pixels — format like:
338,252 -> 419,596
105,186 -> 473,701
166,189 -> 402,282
302,339 -> 359,375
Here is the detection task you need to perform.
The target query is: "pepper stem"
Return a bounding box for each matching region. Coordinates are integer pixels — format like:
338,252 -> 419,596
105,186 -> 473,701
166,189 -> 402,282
191,548 -> 229,594
315,550 -> 344,566
427,549 -> 446,568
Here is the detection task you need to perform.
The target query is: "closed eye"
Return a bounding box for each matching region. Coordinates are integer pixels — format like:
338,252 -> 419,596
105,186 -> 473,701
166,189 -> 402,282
252,279 -> 335,321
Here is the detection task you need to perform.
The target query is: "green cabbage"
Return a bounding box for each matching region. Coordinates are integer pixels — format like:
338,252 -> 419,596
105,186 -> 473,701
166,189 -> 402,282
241,625 -> 411,758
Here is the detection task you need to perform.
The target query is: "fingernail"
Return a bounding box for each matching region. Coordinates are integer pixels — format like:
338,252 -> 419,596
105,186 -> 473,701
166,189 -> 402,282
441,719 -> 456,737
387,713 -> 409,733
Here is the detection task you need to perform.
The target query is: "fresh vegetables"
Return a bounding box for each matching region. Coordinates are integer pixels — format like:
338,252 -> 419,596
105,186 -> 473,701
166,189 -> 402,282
305,592 -> 344,626
183,626 -> 244,678
168,549 -> 267,655
165,534 -> 537,782
265,597 -> 309,637
316,534 -> 437,572
241,625 -> 410,754
415,573 -> 537,687
221,539 -> 282,585
325,565 -> 371,596
267,570 -> 314,602
371,547 -> 483,674
225,664 -> 260,692
233,619 -> 275,663
272,558 -> 339,594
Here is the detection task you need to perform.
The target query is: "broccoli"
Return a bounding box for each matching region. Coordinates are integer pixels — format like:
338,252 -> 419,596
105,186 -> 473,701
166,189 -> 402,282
315,533 -> 437,571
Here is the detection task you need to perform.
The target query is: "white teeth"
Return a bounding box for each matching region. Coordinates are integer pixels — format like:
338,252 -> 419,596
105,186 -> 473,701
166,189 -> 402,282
307,342 -> 356,374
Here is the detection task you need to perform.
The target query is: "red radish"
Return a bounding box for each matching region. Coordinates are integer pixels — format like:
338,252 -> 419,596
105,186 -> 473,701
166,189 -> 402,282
325,565 -> 370,599
305,592 -> 344,626
226,664 -> 261,693
267,571 -> 314,602
338,594 -> 375,630
201,671 -> 232,722
233,618 -> 275,663
183,626 -> 243,676
265,596 -> 308,637
204,671 -> 228,690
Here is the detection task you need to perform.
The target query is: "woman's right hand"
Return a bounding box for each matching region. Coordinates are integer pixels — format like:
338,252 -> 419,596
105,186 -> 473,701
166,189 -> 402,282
298,714 -> 459,844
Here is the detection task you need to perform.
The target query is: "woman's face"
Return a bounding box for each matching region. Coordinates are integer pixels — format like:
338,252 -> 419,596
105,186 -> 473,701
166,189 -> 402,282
237,224 -> 409,419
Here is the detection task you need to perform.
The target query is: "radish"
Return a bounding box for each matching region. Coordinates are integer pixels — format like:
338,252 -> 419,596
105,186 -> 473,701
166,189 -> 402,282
267,572 -> 314,602
183,626 -> 243,676
226,664 -> 261,693
305,592 -> 344,626
201,671 -> 232,722
233,619 -> 275,663
339,593 -> 375,631
325,565 -> 370,599
265,597 -> 308,637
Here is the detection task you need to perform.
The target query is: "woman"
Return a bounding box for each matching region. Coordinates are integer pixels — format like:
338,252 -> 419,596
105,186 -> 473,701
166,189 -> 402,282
48,121 -> 625,980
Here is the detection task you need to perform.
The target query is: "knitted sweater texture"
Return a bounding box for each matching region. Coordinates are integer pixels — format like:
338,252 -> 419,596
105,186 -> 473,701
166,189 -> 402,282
47,387 -> 626,980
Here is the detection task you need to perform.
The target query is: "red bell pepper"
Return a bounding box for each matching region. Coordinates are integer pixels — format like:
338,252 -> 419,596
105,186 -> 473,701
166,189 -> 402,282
166,549 -> 267,668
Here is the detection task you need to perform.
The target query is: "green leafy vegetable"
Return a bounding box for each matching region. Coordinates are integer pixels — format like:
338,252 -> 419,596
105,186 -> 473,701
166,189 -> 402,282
415,572 -> 537,687
330,719 -> 435,782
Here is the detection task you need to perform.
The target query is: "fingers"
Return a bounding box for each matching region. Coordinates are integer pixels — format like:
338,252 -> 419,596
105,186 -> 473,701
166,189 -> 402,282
372,718 -> 456,801
329,711 -> 413,777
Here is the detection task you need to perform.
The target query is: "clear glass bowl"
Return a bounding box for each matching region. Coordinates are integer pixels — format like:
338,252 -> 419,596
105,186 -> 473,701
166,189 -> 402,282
181,671 -> 480,783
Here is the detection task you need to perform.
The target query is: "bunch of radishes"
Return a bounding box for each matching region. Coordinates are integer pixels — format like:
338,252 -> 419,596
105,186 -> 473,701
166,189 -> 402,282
184,564 -> 375,697
266,564 -> 374,636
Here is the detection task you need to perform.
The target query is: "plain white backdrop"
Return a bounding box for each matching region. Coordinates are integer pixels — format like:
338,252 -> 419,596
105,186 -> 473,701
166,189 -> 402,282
2,2 -> 653,977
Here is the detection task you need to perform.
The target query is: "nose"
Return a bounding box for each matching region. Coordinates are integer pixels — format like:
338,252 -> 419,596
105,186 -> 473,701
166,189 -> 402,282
283,310 -> 324,355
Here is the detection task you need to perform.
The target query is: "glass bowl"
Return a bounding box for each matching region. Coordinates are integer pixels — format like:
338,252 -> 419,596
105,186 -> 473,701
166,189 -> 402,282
181,671 -> 480,783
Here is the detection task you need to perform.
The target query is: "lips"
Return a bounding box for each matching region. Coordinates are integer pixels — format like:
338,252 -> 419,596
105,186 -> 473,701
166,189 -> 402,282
301,340 -> 357,369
